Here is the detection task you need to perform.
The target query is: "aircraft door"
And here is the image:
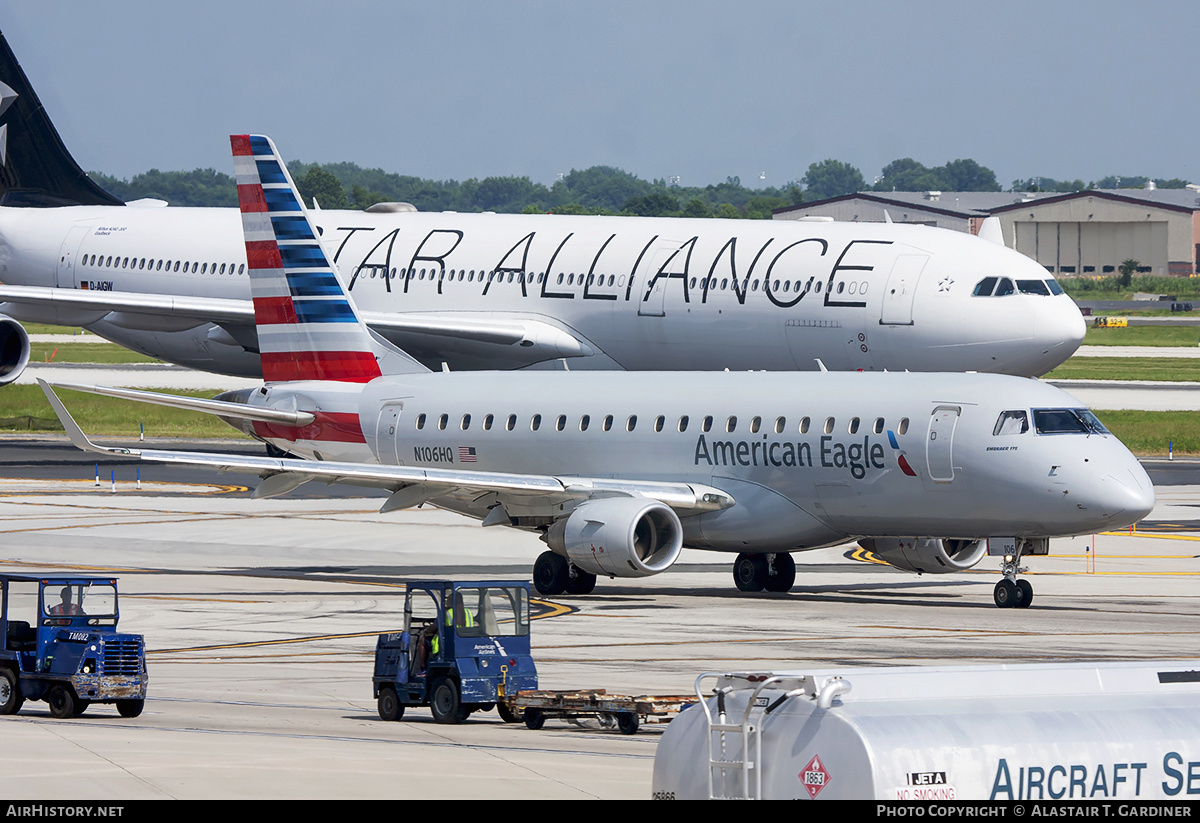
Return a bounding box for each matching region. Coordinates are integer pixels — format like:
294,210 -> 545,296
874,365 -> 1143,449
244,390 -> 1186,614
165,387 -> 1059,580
56,224 -> 92,288
926,406 -> 960,483
880,254 -> 928,326
375,401 -> 408,465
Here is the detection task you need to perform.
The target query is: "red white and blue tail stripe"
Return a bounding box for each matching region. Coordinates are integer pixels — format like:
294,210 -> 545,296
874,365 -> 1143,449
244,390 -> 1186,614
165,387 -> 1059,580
231,134 -> 382,384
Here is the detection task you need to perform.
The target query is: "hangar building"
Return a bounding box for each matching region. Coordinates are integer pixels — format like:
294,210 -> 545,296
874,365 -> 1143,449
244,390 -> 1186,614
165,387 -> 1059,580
775,187 -> 1200,276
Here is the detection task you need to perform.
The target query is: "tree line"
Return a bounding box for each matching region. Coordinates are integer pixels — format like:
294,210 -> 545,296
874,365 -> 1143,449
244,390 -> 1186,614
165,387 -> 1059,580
89,157 -> 1192,217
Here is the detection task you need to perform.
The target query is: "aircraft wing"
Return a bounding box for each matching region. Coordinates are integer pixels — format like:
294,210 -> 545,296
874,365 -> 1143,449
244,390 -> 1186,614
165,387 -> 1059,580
0,284 -> 593,365
39,380 -> 732,517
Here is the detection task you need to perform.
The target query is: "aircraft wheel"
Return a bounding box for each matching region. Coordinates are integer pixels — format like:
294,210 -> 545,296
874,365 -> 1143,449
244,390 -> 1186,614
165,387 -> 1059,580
116,699 -> 144,718
430,678 -> 466,724
616,712 -> 640,735
534,551 -> 570,595
764,553 -> 796,592
1015,579 -> 1034,609
565,569 -> 597,594
47,684 -> 76,719
377,686 -> 403,721
0,668 -> 23,715
993,579 -> 1018,608
524,707 -> 545,730
733,554 -> 768,592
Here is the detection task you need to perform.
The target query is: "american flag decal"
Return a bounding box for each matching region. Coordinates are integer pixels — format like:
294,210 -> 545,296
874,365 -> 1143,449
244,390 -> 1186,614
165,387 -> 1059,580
458,446 -> 477,463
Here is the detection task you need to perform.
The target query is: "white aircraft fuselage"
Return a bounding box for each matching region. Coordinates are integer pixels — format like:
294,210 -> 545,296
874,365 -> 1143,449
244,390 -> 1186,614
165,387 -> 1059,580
0,204 -> 1086,377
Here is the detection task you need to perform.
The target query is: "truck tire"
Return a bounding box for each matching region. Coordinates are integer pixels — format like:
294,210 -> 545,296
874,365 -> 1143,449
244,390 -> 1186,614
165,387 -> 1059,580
0,668 -> 23,715
498,701 -> 523,723
117,699 -> 144,718
47,684 -> 76,719
616,712 -> 640,735
377,686 -> 403,721
430,678 -> 466,724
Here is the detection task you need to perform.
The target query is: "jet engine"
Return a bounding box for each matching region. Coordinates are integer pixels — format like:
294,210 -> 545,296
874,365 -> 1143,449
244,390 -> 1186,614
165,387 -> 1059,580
544,497 -> 683,578
0,316 -> 30,385
858,537 -> 987,574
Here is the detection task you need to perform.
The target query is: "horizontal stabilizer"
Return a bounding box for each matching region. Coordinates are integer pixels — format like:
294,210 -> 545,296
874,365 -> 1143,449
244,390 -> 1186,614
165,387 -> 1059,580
47,381 -> 316,426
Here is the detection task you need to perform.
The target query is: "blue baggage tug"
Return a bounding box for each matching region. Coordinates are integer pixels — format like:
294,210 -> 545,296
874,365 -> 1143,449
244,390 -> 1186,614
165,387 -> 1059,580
373,581 -> 537,724
0,575 -> 147,718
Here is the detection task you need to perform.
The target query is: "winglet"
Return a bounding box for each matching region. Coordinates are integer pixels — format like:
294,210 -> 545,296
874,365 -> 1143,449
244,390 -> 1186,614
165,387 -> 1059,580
38,379 -> 139,457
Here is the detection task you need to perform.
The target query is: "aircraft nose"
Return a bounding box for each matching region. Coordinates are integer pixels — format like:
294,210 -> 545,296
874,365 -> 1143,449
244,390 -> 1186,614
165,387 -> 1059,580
1083,461 -> 1156,530
1025,298 -> 1086,376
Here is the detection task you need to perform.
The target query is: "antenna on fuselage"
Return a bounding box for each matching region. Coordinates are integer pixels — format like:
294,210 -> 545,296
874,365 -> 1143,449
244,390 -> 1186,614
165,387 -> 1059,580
814,359 -> 828,372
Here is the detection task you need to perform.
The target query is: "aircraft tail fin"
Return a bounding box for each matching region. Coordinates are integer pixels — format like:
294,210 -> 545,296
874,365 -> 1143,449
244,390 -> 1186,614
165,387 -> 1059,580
231,133 -> 426,382
0,32 -> 123,207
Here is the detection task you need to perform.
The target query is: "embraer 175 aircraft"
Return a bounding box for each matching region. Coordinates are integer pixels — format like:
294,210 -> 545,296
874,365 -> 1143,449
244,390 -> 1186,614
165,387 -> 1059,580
0,31 -> 1084,385
40,135 -> 1153,609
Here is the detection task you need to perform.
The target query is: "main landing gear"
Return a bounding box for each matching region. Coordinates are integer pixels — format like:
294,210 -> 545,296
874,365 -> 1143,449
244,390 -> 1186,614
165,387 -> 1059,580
732,552 -> 795,593
994,538 -> 1035,609
533,551 -> 597,595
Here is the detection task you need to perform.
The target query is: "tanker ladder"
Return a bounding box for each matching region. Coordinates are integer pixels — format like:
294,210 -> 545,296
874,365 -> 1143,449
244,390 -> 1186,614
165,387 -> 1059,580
694,672 -> 848,800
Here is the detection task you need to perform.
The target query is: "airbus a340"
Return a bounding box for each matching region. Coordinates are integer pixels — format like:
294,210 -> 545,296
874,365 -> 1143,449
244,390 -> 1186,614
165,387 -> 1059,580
41,135 -> 1153,609
0,31 -> 1084,385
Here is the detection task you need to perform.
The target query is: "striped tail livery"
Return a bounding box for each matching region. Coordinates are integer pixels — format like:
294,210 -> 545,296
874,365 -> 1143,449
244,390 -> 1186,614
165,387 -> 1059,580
231,133 -> 383,384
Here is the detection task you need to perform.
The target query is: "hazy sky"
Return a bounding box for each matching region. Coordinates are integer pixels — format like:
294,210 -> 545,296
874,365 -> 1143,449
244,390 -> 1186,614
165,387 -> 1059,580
4,1 -> 1198,189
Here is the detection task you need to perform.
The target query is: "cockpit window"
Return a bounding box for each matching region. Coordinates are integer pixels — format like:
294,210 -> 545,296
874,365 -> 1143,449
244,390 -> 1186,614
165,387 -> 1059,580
993,410 -> 1029,435
1033,408 -> 1110,435
1017,280 -> 1051,296
973,277 -> 998,296
1046,278 -> 1064,295
994,278 -> 1015,296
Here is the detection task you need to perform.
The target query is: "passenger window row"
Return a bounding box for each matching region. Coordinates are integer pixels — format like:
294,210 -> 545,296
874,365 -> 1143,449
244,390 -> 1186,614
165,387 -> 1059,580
82,254 -> 245,276
413,412 -> 911,436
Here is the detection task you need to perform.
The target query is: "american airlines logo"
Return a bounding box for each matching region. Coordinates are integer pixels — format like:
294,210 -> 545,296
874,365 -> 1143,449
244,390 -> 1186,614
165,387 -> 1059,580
693,433 -> 889,480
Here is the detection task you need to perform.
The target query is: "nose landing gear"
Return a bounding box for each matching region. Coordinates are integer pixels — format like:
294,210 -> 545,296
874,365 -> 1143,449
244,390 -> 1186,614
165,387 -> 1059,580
994,538 -> 1041,608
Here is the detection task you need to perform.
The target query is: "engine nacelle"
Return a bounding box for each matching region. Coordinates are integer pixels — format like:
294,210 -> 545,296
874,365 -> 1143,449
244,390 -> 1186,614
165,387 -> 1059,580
0,315 -> 30,385
545,497 -> 683,578
858,537 -> 988,574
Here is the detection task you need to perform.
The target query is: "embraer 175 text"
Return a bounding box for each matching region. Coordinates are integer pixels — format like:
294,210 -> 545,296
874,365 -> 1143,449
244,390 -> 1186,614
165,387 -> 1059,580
0,31 -> 1085,384
40,135 -> 1153,609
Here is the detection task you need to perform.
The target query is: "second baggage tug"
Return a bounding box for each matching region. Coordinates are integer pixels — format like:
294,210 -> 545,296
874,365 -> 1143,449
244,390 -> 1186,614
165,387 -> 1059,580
41,135 -> 1155,607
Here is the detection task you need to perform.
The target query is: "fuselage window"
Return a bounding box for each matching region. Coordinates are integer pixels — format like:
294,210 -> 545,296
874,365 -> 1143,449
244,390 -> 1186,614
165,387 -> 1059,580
461,414 -> 471,431
556,415 -> 567,432
238,264 -> 245,275
993,410 -> 1029,435
626,415 -> 637,432
483,414 -> 494,431
678,416 -> 689,433
750,416 -> 761,433
898,417 -> 909,435
726,416 -> 737,433
415,413 -> 427,430
201,263 -> 208,274
654,416 -> 665,433
580,415 -> 590,432
139,259 -> 146,270
823,417 -> 835,435
602,415 -> 613,432
105,256 -> 112,267
220,263 -> 226,275
531,414 -> 542,432
799,417 -> 810,434
122,257 -> 128,268
848,417 -> 860,434
438,414 -> 448,431
873,417 -> 885,434
973,277 -> 997,296
702,416 -> 713,433
774,417 -> 786,434
506,414 -> 517,431
156,260 -> 163,271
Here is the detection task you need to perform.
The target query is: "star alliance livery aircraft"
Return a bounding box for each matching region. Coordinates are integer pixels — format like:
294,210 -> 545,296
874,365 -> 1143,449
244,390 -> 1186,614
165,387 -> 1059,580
40,135 -> 1153,609
0,31 -> 1084,385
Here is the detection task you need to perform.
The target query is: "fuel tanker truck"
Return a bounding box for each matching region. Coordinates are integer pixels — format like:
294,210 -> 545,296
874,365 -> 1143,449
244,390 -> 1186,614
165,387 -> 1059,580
652,660 -> 1200,801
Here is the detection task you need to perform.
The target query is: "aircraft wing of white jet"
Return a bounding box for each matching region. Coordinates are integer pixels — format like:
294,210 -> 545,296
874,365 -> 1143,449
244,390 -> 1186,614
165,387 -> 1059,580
40,379 -> 733,516
0,283 -> 591,355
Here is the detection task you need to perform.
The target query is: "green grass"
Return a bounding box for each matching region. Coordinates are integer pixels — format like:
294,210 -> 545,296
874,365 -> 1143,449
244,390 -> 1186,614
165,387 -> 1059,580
0,384 -> 249,439
1044,357 -> 1200,382
1093,410 -> 1200,456
1061,274 -> 1200,302
28,342 -> 160,365
21,323 -> 86,335
1084,325 -> 1200,347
